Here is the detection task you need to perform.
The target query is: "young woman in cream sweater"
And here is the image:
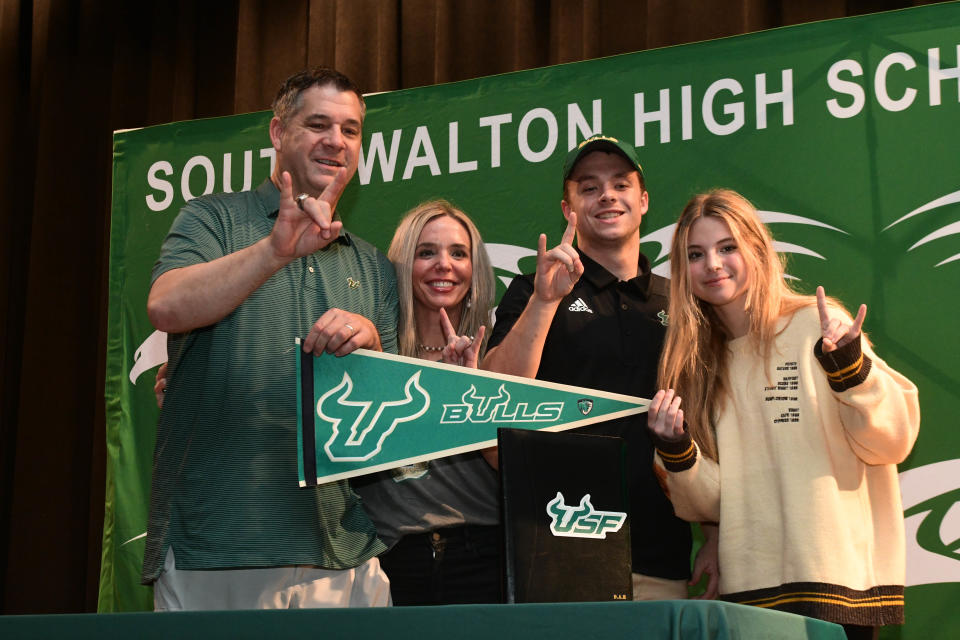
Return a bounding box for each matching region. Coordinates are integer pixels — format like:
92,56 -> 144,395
647,189 -> 920,640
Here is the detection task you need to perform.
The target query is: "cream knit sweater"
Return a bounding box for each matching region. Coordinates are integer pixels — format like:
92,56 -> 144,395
653,305 -> 920,625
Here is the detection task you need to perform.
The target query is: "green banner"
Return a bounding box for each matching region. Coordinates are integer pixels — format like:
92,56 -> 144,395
296,348 -> 646,485
104,4 -> 960,634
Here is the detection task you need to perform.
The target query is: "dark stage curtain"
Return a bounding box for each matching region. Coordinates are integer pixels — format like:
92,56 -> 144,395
0,0 -> 935,614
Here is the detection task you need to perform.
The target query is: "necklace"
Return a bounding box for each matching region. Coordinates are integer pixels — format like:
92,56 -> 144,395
417,335 -> 474,353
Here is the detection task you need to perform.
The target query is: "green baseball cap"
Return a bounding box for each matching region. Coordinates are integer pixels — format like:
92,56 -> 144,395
561,134 -> 644,190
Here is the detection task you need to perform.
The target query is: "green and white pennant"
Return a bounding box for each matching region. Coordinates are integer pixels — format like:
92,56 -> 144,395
296,344 -> 649,486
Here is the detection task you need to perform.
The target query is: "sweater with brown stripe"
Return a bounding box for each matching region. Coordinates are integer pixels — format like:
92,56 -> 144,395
653,305 -> 920,626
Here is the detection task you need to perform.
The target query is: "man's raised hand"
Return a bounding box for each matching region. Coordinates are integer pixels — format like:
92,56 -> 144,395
271,170 -> 348,260
533,211 -> 584,303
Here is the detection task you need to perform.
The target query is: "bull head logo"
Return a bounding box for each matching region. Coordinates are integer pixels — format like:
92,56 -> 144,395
320,371 -> 430,461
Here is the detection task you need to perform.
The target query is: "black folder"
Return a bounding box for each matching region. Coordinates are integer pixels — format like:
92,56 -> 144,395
498,428 -> 633,603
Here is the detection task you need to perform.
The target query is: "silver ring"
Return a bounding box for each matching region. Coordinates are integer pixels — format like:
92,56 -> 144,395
344,323 -> 355,334
296,193 -> 309,211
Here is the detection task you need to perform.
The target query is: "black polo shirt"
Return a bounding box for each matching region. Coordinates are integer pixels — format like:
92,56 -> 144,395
488,251 -> 692,580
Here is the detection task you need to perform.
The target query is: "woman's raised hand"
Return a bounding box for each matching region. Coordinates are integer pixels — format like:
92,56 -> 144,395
439,307 -> 486,368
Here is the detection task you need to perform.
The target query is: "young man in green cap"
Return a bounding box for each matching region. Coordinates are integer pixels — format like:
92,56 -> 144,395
483,134 -> 717,600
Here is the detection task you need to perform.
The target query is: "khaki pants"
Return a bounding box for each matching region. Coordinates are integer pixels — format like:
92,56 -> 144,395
154,547 -> 392,611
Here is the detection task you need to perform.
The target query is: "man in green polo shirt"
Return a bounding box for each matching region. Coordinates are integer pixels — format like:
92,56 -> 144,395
141,68 -> 399,610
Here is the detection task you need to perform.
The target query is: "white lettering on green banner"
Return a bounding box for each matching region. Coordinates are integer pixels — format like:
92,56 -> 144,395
295,345 -> 648,486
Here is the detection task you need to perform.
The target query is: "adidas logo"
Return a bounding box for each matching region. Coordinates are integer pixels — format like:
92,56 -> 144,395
568,298 -> 593,313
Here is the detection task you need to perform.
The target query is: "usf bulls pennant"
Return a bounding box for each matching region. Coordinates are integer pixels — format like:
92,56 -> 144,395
296,346 -> 649,486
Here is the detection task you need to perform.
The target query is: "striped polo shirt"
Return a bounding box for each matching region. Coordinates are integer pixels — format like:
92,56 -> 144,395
141,179 -> 398,582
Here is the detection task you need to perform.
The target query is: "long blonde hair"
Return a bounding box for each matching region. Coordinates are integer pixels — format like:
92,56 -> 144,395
658,189 -> 810,460
387,200 -> 495,358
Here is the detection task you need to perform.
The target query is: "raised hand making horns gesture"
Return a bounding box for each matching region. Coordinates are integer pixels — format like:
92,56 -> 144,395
272,167 -> 351,260
816,286 -> 866,353
438,307 -> 486,368
534,211 -> 585,302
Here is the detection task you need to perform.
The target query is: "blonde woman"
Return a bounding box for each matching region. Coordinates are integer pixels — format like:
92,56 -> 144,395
352,200 -> 501,605
647,189 -> 919,640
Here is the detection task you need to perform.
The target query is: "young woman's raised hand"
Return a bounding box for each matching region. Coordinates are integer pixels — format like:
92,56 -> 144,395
816,286 -> 866,354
